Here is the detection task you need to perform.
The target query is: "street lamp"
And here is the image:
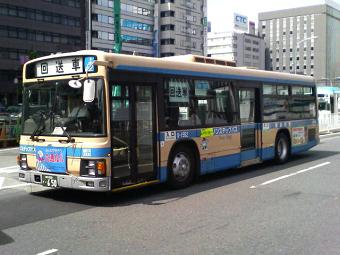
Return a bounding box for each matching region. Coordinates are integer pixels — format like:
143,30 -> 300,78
293,36 -> 318,74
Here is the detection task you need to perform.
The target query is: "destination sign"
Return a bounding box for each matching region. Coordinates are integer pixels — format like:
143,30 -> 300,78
35,56 -> 96,77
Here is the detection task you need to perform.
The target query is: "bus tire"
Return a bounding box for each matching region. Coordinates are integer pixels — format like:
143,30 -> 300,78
275,132 -> 290,164
167,145 -> 195,189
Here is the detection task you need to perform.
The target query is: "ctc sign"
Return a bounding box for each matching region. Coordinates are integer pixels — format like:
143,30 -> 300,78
235,15 -> 247,24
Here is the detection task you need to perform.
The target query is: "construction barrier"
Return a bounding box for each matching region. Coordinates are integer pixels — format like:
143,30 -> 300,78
0,115 -> 21,147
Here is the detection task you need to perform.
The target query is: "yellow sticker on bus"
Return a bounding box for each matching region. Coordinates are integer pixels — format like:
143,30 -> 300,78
200,128 -> 214,138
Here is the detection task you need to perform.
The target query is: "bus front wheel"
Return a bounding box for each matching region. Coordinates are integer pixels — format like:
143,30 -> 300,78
168,145 -> 195,189
275,133 -> 290,164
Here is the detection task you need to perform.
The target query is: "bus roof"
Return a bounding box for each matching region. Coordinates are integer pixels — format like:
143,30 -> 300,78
24,50 -> 315,86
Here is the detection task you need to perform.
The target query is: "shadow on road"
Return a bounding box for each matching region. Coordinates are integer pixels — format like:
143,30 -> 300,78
34,149 -> 338,207
0,231 -> 14,246
1,149 -> 338,231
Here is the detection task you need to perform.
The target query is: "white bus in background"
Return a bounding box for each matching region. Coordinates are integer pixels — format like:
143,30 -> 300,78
317,86 -> 340,132
317,86 -> 340,113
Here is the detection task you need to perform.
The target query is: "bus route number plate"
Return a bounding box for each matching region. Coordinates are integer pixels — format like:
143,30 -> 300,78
42,175 -> 58,188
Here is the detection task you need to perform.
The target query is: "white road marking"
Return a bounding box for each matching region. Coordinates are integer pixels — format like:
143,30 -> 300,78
0,183 -> 31,190
0,177 -> 4,189
250,162 -> 331,189
36,249 -> 59,255
0,147 -> 19,152
0,166 -> 18,173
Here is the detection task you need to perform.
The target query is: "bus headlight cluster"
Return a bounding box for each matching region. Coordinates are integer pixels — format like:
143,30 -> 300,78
80,159 -> 106,177
18,154 -> 30,170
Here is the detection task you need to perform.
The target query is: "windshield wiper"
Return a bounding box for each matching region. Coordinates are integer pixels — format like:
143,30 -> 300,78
58,127 -> 75,144
30,111 -> 47,142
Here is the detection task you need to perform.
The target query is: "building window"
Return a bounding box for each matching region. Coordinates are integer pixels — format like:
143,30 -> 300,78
161,24 -> 175,31
121,3 -> 152,16
161,38 -> 175,45
0,3 -> 81,27
160,10 -> 175,17
161,52 -> 175,57
122,34 -> 152,46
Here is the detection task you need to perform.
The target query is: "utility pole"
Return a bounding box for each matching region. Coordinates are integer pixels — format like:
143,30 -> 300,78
113,0 -> 122,53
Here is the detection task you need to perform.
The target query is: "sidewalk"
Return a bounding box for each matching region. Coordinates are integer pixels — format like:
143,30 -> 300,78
319,127 -> 340,135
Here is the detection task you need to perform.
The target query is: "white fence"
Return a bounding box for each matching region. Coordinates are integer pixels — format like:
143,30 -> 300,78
319,112 -> 340,133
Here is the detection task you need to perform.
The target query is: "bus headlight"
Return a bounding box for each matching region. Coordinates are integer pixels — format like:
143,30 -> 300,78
18,154 -> 30,170
80,159 -> 106,177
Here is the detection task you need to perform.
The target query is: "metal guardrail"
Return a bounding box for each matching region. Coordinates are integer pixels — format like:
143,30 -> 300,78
319,112 -> 340,133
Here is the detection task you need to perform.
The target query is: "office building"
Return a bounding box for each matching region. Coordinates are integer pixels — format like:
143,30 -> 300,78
0,0 -> 85,106
259,2 -> 340,82
207,31 -> 265,69
87,0 -> 207,57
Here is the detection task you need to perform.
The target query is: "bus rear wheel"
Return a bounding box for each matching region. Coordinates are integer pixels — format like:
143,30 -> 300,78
168,145 -> 195,189
275,133 -> 290,164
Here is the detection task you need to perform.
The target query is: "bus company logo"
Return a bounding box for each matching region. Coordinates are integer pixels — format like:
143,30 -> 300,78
262,123 -> 270,131
41,63 -> 48,74
165,131 -> 176,141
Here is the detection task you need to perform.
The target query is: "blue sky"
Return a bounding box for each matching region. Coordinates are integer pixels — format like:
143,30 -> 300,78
207,0 -> 340,32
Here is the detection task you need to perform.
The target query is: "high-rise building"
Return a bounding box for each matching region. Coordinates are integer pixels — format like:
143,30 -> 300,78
259,2 -> 340,82
86,0 -> 207,57
158,0 -> 207,57
0,0 -> 85,107
87,0 -> 155,56
207,31 -> 265,70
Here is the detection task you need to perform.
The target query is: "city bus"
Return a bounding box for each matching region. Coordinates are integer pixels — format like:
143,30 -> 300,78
18,50 -> 319,191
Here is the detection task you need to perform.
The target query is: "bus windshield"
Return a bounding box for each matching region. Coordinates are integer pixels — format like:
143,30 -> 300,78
22,78 -> 105,137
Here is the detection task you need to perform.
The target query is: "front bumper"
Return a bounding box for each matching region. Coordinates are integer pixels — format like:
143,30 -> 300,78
18,170 -> 111,192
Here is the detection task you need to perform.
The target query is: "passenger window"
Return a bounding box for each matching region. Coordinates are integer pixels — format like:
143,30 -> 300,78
263,84 -> 289,121
263,84 -> 276,95
239,89 -> 255,123
289,85 -> 316,119
163,79 -> 237,129
164,78 -> 195,128
277,85 -> 289,95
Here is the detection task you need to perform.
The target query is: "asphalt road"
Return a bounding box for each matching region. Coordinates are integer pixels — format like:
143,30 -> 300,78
1,134 -> 340,255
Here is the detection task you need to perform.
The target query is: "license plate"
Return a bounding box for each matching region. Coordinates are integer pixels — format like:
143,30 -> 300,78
42,175 -> 58,188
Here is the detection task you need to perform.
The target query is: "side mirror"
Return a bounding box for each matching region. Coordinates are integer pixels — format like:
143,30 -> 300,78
83,79 -> 95,102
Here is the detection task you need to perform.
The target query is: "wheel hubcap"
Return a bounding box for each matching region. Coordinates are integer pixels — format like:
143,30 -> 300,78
172,153 -> 190,180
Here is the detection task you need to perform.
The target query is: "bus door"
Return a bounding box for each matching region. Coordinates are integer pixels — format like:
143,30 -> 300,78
238,87 -> 261,164
111,83 -> 156,187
